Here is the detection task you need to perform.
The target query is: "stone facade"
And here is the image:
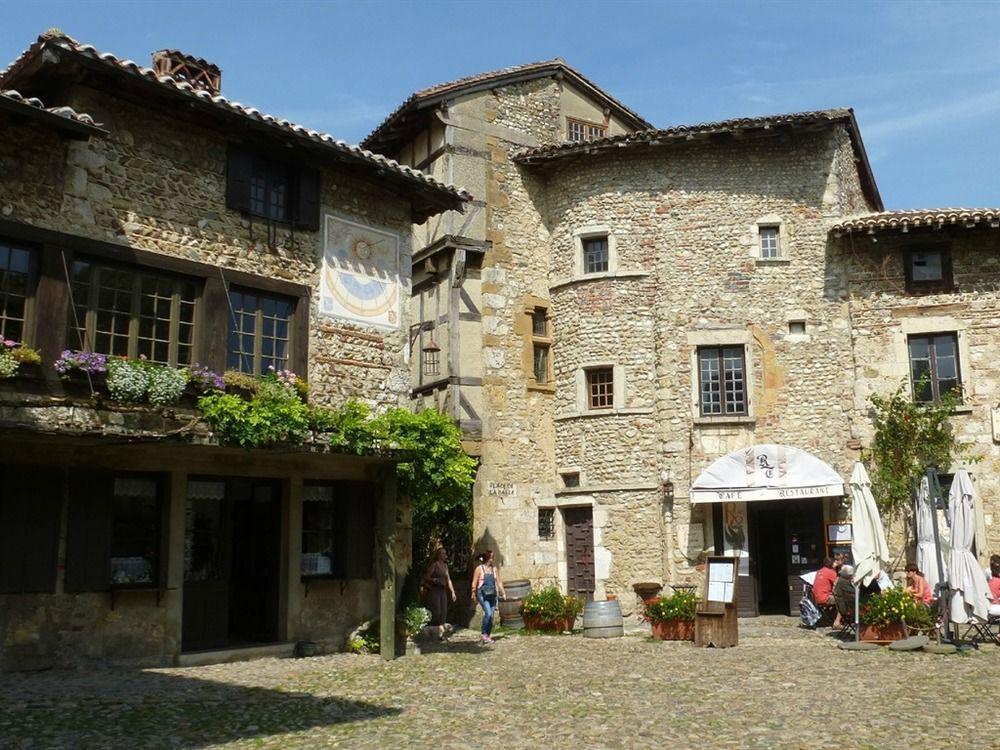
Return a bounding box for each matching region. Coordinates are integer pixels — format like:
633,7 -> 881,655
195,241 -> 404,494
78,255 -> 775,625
0,36 -> 462,670
374,63 -> 1000,618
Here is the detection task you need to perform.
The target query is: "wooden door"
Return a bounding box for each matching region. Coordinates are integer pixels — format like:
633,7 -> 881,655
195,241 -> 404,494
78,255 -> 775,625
182,487 -> 232,651
563,507 -> 595,600
228,480 -> 281,644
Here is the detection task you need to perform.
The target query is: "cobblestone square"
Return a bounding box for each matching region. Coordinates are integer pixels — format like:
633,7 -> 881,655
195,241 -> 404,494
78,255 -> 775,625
1,617 -> 997,750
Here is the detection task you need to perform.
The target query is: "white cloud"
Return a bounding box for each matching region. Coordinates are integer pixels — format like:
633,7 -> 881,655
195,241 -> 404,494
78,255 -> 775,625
864,89 -> 1000,140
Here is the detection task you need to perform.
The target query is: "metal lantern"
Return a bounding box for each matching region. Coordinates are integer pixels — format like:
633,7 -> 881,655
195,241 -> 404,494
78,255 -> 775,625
422,338 -> 441,376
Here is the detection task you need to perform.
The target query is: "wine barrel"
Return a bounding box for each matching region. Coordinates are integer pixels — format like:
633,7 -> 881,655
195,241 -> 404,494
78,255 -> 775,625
499,598 -> 524,629
583,599 -> 623,638
505,579 -> 531,601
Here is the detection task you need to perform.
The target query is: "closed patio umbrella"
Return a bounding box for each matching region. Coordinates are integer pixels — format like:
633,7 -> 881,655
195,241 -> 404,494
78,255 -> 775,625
915,477 -> 946,591
850,462 -> 890,587
948,469 -> 990,624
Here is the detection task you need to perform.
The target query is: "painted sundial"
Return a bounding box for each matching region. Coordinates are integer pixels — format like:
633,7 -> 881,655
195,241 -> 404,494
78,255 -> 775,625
320,215 -> 400,328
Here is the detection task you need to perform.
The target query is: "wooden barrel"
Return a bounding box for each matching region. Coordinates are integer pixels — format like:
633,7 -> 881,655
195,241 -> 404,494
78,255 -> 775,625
499,598 -> 524,629
505,579 -> 531,601
583,599 -> 624,638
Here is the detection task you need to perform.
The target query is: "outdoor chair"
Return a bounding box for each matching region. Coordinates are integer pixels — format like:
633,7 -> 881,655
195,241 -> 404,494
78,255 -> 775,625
833,590 -> 856,639
958,615 -> 1000,647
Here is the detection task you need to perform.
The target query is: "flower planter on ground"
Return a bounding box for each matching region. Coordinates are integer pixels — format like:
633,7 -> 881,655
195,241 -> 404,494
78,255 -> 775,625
651,619 -> 695,641
859,623 -> 906,643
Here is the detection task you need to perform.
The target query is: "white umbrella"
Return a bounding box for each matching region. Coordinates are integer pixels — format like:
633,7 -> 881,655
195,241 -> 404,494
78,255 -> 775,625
850,462 -> 890,587
915,477 -> 947,591
948,469 -> 991,623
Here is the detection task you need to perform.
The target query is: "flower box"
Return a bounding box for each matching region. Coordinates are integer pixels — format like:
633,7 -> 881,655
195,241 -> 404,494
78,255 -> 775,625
523,614 -> 576,632
651,618 -> 695,641
859,622 -> 906,643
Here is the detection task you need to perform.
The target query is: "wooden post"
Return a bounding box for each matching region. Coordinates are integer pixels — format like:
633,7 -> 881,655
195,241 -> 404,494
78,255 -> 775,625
378,471 -> 398,661
279,477 -> 302,644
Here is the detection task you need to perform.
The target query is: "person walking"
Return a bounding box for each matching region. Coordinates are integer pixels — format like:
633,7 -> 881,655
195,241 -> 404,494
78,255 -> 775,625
421,547 -> 456,627
471,550 -> 506,643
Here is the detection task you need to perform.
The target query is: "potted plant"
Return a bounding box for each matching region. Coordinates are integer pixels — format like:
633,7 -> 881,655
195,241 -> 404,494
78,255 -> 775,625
645,590 -> 698,641
521,585 -> 583,632
859,586 -> 914,642
0,340 -> 43,380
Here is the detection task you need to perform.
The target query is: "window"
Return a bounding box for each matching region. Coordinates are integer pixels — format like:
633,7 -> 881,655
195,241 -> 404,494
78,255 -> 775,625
0,242 -> 33,343
65,472 -> 163,592
68,260 -> 199,365
905,246 -> 954,293
587,367 -> 614,409
300,481 -> 375,579
698,346 -> 747,416
227,288 -> 293,374
561,471 -> 580,488
759,226 -> 781,259
788,321 -> 806,335
908,333 -> 961,403
0,466 -> 61,593
567,117 -> 607,143
538,508 -> 555,540
583,236 -> 609,274
226,147 -> 320,230
530,306 -> 552,385
110,477 -> 161,586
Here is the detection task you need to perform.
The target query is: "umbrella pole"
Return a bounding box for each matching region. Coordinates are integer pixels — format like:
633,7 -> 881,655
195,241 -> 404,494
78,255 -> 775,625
926,467 -> 950,644
854,583 -> 860,642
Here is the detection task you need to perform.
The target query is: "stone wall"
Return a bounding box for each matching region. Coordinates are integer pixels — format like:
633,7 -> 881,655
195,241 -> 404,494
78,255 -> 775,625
1,85 -> 415,409
845,227 -> 1000,553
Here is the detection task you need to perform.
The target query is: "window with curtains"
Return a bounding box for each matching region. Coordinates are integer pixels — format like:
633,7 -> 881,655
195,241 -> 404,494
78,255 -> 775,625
0,241 -> 34,343
226,288 -> 293,374
698,346 -> 747,416
68,259 -> 199,365
908,333 -> 961,403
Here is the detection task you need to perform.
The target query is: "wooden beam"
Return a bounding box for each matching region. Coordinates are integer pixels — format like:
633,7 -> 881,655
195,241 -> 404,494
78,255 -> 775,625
378,472 -> 398,661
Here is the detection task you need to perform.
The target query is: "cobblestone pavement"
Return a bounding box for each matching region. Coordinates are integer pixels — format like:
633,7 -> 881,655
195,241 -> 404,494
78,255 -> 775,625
1,617 -> 998,749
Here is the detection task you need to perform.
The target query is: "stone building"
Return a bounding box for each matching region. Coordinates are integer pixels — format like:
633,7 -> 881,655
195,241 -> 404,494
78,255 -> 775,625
0,31 -> 466,671
368,60 -> 999,618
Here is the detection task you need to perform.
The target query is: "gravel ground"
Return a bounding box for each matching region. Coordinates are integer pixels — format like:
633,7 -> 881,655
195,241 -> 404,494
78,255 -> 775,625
1,617 -> 997,750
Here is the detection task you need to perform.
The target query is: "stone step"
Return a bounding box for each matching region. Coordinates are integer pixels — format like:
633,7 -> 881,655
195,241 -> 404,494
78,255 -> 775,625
176,642 -> 295,668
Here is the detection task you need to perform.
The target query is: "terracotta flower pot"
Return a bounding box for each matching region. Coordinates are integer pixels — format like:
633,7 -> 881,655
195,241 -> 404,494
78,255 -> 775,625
859,622 -> 906,642
652,619 -> 695,641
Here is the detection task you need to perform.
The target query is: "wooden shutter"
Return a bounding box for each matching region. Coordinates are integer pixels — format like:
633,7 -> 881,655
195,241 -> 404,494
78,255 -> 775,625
225,146 -> 254,213
65,471 -> 114,593
294,166 -> 321,231
0,466 -> 62,593
334,481 -> 374,580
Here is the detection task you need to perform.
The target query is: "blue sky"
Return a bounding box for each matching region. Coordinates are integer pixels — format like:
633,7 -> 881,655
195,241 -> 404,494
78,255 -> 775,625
4,0 -> 999,209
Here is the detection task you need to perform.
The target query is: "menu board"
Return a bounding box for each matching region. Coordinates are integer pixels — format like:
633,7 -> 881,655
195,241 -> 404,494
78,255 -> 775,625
706,557 -> 737,603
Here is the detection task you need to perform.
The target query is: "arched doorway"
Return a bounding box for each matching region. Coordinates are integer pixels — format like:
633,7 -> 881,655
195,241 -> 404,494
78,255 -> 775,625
691,445 -> 845,616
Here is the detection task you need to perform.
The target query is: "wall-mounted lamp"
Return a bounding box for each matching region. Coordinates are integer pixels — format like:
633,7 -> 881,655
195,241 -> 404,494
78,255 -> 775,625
422,338 -> 441,377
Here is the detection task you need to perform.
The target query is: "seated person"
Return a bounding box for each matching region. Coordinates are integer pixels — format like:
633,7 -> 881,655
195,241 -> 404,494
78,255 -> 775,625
988,558 -> 1000,618
812,557 -> 838,609
904,562 -> 933,605
832,563 -> 855,628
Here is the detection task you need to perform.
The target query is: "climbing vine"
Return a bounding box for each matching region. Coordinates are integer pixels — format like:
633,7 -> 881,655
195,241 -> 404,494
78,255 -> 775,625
863,379 -> 972,521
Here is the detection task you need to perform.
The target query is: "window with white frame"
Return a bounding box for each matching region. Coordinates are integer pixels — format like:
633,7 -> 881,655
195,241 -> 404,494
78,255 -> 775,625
583,236 -> 610,274
758,226 -> 781,259
698,346 -> 747,416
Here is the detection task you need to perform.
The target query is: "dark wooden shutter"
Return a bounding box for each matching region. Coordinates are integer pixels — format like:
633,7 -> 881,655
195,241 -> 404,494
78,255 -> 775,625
225,146 -> 254,213
294,166 -> 321,231
65,471 -> 114,593
0,466 -> 62,593
334,482 -> 374,580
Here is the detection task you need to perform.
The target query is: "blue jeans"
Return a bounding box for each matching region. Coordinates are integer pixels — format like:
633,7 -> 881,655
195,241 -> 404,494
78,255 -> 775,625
477,590 -> 497,635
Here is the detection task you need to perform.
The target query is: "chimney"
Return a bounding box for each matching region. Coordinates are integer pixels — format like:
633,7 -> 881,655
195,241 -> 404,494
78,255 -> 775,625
152,50 -> 221,96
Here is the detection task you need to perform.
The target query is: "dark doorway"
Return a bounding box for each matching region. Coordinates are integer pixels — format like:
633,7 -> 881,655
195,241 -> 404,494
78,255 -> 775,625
563,506 -> 595,600
747,499 -> 826,616
182,478 -> 282,651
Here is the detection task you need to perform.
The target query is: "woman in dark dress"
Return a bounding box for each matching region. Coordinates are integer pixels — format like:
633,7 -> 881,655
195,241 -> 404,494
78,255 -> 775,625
422,547 -> 456,626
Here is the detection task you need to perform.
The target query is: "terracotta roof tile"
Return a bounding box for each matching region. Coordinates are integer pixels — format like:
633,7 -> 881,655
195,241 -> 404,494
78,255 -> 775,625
1,31 -> 470,210
831,209 -> 1000,234
1,88 -> 100,127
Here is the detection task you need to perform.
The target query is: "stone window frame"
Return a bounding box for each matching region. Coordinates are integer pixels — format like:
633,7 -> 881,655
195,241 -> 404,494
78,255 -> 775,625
750,215 -> 790,263
573,225 -> 618,277
521,295 -> 554,393
785,309 -> 811,343
893,315 -> 973,414
575,362 -> 625,412
687,329 -> 756,424
537,507 -> 556,540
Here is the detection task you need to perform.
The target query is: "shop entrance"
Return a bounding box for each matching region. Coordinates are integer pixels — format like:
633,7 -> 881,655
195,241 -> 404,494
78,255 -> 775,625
182,478 -> 282,652
748,499 -> 825,615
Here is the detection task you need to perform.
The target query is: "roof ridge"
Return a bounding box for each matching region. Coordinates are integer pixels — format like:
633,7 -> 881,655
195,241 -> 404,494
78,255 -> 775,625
1,88 -> 99,126
0,31 -> 470,206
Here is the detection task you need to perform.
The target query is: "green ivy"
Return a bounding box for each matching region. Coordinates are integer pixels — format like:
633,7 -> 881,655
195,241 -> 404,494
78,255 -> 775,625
863,379 -> 972,521
198,378 -> 310,448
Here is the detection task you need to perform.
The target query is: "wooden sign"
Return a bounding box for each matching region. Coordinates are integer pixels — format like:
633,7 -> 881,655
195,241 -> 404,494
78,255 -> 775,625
695,556 -> 739,648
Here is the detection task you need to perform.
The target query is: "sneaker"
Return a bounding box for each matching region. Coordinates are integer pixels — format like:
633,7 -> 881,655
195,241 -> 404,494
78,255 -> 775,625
483,635 -> 494,644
